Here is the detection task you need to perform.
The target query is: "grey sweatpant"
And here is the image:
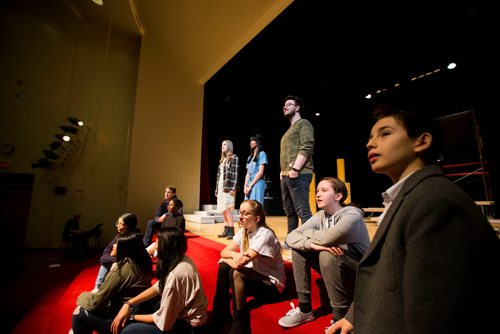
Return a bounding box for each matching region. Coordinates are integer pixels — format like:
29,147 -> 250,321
291,249 -> 357,318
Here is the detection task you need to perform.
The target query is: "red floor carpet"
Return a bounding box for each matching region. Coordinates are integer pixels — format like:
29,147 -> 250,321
11,232 -> 332,334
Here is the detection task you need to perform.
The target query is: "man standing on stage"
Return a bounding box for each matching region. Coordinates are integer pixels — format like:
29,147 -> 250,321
280,95 -> 315,247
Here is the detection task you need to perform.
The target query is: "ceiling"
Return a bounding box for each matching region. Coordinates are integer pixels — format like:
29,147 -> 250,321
62,0 -> 498,92
59,0 -> 499,207
63,0 -> 143,38
62,0 -> 292,82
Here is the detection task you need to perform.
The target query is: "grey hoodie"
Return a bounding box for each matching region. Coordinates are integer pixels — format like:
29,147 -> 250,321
285,206 -> 370,261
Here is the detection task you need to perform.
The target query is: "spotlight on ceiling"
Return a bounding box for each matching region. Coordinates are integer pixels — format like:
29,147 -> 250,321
60,125 -> 78,134
68,117 -> 84,127
43,149 -> 60,160
55,134 -> 71,142
92,0 -> 104,6
447,62 -> 457,70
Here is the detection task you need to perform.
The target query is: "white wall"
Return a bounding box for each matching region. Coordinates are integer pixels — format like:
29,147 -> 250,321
0,0 -> 291,248
0,0 -> 140,247
126,31 -> 204,232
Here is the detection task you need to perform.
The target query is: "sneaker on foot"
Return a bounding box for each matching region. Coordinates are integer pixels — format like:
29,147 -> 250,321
324,320 -> 335,333
278,302 -> 314,328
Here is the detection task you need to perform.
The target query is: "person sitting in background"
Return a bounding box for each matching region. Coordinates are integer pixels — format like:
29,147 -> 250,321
62,212 -> 87,259
111,227 -> 208,334
146,198 -> 185,257
63,212 -> 82,238
92,213 -> 141,293
327,105 -> 500,334
277,177 -> 369,329
213,199 -> 286,334
161,198 -> 185,231
71,232 -> 153,334
142,185 -> 182,246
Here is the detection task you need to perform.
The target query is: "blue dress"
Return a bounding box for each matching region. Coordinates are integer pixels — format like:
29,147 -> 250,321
244,151 -> 268,204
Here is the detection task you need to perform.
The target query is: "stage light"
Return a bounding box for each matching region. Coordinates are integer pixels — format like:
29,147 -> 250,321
50,141 -> 61,150
55,134 -> 71,142
43,149 -> 59,160
32,158 -> 54,169
68,117 -> 84,127
60,125 -> 78,134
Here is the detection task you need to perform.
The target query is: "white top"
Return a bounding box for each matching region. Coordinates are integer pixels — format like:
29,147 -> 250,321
217,159 -> 235,212
233,226 -> 286,293
152,256 -> 208,330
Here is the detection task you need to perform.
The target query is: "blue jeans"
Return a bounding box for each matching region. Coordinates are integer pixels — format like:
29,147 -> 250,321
72,307 -> 113,334
280,173 -> 313,234
143,219 -> 160,246
94,263 -> 112,289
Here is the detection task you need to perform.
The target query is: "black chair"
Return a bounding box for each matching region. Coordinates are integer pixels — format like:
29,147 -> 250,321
86,223 -> 104,248
61,223 -> 103,260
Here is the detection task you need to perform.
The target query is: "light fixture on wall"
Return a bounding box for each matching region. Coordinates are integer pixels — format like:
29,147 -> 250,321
33,118 -> 87,171
60,125 -> 78,134
50,141 -> 61,150
68,117 -> 84,127
55,134 -> 71,142
92,0 -> 104,6
43,149 -> 60,160
31,158 -> 54,169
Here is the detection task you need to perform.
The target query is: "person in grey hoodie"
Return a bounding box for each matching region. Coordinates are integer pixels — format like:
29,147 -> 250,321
278,177 -> 370,329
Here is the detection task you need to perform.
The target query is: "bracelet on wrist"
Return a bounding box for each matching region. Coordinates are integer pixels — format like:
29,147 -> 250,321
125,300 -> 133,307
292,167 -> 300,172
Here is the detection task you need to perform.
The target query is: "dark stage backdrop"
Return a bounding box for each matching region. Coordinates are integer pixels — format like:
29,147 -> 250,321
200,0 -> 499,215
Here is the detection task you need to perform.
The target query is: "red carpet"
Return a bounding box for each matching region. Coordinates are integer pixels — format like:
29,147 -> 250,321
12,232 -> 332,334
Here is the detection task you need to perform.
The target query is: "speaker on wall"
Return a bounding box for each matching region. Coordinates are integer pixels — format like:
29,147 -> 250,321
54,186 -> 66,195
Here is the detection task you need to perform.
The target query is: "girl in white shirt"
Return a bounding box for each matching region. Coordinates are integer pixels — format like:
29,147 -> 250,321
213,199 -> 286,334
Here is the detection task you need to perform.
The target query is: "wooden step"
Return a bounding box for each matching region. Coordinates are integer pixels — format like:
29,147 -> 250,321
185,207 -> 239,224
184,213 -> 240,224
184,214 -> 216,224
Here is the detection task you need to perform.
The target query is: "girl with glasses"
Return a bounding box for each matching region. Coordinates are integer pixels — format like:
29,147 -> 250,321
212,199 -> 285,334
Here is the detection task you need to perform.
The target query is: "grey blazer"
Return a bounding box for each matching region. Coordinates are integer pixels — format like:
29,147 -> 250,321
346,165 -> 499,333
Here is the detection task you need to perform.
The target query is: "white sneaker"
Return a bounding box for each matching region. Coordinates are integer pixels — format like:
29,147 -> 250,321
325,320 -> 335,333
278,302 -> 315,328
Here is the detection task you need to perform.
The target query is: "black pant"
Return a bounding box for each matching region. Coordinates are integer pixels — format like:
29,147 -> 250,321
213,262 -> 282,318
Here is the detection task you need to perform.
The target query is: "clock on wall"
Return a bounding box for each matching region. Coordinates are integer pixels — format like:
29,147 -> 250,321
1,144 -> 15,155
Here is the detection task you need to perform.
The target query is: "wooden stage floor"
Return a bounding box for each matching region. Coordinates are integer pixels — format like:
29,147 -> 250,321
186,216 -> 379,262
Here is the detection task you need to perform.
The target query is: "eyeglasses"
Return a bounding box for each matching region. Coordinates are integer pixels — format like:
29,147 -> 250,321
238,211 -> 255,218
284,102 -> 297,107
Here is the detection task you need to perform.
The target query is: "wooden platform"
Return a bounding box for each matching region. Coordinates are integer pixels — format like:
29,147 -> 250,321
185,216 -> 379,262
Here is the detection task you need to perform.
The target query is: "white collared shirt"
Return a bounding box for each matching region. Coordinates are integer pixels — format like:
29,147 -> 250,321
377,173 -> 413,226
